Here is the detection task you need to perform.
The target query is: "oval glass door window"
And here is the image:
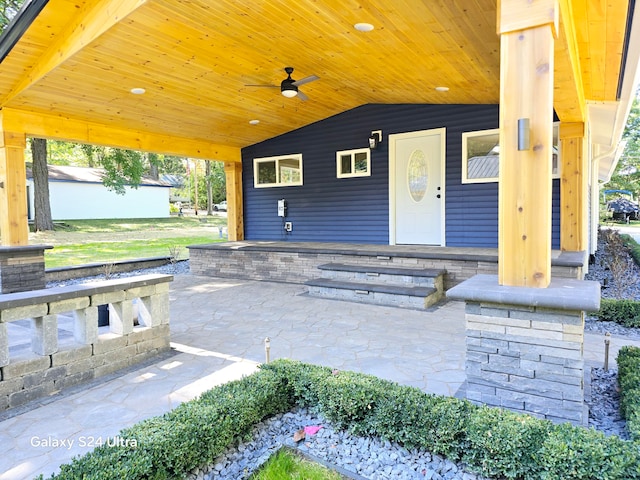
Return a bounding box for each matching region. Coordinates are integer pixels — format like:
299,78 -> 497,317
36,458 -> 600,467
407,149 -> 428,202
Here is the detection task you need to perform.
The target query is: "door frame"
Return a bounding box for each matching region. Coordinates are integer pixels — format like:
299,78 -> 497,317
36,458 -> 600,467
388,127 -> 446,246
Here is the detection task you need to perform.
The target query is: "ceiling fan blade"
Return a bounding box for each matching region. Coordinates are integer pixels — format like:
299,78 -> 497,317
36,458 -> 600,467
297,90 -> 309,101
292,75 -> 319,87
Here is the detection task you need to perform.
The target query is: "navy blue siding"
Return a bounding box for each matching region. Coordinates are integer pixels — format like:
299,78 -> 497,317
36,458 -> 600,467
242,104 -> 561,248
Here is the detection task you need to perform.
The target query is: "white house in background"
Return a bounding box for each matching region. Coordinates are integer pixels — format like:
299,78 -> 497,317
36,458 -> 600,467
26,165 -> 171,220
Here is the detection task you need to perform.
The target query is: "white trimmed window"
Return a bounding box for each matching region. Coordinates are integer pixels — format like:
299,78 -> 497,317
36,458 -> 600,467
336,148 -> 371,178
254,154 -> 303,188
462,123 -> 560,184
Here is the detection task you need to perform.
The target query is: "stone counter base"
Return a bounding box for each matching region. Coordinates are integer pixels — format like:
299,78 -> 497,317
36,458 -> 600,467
448,274 -> 600,425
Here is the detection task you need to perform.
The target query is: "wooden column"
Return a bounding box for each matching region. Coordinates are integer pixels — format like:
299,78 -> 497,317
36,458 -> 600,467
0,123 -> 28,246
498,0 -> 558,287
224,161 -> 244,241
560,122 -> 588,251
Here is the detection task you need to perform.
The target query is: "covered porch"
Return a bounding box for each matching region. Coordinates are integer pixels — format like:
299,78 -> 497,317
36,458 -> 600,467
0,0 -> 637,427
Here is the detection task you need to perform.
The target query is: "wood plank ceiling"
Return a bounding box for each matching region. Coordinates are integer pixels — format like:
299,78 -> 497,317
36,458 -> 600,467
0,0 -> 630,158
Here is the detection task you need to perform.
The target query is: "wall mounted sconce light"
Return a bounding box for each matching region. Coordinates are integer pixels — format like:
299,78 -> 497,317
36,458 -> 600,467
517,118 -> 530,151
369,130 -> 382,149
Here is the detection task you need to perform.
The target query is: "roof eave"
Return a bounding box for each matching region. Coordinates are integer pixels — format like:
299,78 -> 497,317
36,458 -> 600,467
0,0 -> 48,64
592,0 -> 640,183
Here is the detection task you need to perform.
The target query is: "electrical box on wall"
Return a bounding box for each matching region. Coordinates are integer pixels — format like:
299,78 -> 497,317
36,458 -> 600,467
277,199 -> 287,217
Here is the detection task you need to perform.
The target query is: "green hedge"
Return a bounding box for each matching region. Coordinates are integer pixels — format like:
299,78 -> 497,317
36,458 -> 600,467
618,346 -> 640,441
620,234 -> 640,267
40,368 -> 293,480
263,360 -> 640,480
593,298 -> 640,328
41,359 -> 640,480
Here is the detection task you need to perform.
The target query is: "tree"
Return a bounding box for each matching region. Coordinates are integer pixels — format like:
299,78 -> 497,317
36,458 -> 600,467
80,145 -> 146,195
607,92 -> 640,193
30,138 -> 53,231
0,0 -> 24,33
205,160 -> 213,215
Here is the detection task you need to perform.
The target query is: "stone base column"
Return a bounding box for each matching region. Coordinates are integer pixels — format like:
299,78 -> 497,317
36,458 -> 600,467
447,274 -> 600,425
0,245 -> 52,293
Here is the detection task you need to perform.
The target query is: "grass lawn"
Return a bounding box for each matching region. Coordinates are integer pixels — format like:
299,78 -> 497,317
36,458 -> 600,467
29,216 -> 227,268
250,448 -> 346,480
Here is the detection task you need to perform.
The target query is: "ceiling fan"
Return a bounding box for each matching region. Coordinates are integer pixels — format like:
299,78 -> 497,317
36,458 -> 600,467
246,67 -> 319,101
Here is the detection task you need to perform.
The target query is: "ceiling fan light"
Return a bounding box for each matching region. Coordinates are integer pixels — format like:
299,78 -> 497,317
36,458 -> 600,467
281,86 -> 298,98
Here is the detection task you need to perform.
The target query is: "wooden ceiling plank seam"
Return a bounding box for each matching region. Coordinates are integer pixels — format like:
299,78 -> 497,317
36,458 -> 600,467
0,0 -> 149,106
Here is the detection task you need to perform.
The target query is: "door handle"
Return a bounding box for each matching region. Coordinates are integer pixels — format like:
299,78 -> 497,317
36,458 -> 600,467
437,194 -> 441,199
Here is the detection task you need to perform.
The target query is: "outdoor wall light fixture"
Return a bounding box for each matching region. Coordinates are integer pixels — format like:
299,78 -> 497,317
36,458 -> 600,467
369,130 -> 382,149
517,118 -> 530,151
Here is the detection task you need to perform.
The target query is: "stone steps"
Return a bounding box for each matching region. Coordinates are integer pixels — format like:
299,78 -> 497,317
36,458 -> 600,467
305,263 -> 445,309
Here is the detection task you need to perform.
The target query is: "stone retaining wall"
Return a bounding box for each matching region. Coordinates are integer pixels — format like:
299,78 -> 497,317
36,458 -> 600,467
0,274 -> 172,411
189,242 -> 585,289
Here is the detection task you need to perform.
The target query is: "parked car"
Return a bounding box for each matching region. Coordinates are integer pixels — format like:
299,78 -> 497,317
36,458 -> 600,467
213,200 -> 227,212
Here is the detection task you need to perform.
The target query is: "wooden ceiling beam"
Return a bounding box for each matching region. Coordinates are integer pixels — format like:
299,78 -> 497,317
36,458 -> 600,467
2,108 -> 241,162
0,0 -> 148,106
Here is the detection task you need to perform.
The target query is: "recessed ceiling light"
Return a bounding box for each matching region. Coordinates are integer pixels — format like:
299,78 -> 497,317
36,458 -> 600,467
249,119 -> 260,125
354,23 -> 374,32
435,86 -> 449,92
130,87 -> 146,95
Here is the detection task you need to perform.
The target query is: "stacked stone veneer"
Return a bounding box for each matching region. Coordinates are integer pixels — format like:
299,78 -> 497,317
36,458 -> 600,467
0,274 -> 172,411
188,242 -> 585,289
447,274 -> 601,425
0,245 -> 52,293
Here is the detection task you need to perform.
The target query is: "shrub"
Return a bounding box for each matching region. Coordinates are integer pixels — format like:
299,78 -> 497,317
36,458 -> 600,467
43,368 -> 292,479
618,346 -> 640,441
537,423 -> 640,480
463,406 -> 552,479
594,298 -> 640,328
43,359 -> 640,480
263,360 -> 640,480
620,233 -> 640,267
599,229 -> 637,299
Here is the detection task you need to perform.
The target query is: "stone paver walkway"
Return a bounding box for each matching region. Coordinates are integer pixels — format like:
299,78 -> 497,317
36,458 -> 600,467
0,273 -> 638,479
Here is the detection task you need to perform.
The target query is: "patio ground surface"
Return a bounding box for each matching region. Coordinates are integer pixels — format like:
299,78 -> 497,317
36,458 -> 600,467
1,273 -> 638,479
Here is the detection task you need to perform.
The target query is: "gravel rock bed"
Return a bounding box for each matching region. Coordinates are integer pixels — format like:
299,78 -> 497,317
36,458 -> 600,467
189,408 -> 488,480
45,260 -> 190,288
583,228 -> 640,440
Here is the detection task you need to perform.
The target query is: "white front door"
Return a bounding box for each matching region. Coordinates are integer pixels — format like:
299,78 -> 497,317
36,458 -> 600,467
389,128 -> 445,245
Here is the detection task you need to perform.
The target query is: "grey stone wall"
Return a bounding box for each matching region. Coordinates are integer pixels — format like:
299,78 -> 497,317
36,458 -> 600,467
464,302 -> 586,423
189,243 -> 583,289
0,246 -> 52,293
447,274 -> 600,425
0,274 -> 172,411
1,326 -> 170,410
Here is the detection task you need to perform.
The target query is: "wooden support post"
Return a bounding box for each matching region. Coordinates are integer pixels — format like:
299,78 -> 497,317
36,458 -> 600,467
560,122 -> 588,252
498,0 -> 558,288
224,161 -> 244,241
0,122 -> 28,246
